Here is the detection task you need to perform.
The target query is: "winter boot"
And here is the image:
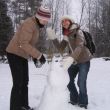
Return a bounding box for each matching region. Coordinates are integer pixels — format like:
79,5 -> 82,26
69,101 -> 78,105
21,106 -> 34,110
78,104 -> 87,109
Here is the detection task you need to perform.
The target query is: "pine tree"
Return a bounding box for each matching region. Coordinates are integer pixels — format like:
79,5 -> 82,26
10,0 -> 42,28
0,0 -> 14,57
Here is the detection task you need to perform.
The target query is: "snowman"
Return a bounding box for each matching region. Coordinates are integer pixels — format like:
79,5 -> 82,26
38,56 -> 73,110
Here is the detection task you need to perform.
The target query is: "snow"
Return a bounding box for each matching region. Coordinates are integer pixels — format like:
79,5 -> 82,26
0,58 -> 110,110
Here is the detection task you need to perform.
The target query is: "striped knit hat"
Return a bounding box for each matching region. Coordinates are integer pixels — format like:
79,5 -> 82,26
36,6 -> 51,21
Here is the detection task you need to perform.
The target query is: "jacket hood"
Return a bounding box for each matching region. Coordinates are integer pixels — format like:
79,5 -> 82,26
61,15 -> 79,30
61,15 -> 75,23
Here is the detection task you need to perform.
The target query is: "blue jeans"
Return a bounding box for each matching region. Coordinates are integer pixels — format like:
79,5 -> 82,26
68,61 -> 90,106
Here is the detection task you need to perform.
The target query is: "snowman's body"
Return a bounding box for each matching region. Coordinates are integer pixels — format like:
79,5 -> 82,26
38,57 -> 71,110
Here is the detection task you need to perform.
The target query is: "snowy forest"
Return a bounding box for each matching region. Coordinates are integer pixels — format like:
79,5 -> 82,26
0,0 -> 110,61
1,0 -> 110,110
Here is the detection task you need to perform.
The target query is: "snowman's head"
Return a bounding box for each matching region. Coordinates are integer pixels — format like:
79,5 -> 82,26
49,56 -> 70,89
51,56 -> 73,71
51,56 -> 63,70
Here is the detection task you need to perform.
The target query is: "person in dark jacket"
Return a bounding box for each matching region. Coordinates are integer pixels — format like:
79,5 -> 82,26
46,15 -> 92,109
6,6 -> 51,110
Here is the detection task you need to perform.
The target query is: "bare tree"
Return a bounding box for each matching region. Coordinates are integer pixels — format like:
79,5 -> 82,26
85,0 -> 110,57
79,0 -> 86,26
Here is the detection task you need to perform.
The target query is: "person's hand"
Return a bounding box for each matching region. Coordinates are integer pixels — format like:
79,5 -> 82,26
61,56 -> 74,70
46,27 -> 57,40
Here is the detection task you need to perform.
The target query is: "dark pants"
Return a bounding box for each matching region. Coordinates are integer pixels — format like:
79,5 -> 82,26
68,61 -> 90,106
7,53 -> 29,110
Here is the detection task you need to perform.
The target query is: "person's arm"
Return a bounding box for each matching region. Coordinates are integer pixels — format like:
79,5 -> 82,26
46,28 -> 69,55
18,22 -> 41,58
52,38 -> 68,55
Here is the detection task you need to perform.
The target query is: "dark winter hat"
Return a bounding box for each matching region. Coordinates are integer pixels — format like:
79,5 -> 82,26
36,6 -> 51,21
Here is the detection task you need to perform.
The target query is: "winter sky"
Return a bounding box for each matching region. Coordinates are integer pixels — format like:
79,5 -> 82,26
70,0 -> 81,23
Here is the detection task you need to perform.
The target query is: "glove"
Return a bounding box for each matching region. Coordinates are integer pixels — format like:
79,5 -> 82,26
33,58 -> 42,68
61,56 -> 74,70
38,54 -> 46,64
33,54 -> 46,68
46,27 -> 57,40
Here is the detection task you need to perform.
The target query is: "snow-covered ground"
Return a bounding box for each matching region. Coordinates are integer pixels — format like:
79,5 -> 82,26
0,58 -> 110,110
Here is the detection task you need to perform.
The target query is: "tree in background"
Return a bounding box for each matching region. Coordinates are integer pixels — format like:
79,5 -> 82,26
27,0 -> 42,15
86,0 -> 110,57
80,0 -> 110,57
9,0 -> 42,30
0,0 -> 14,60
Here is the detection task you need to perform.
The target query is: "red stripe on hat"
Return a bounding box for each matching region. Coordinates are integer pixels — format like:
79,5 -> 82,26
39,8 -> 51,15
37,11 -> 51,18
